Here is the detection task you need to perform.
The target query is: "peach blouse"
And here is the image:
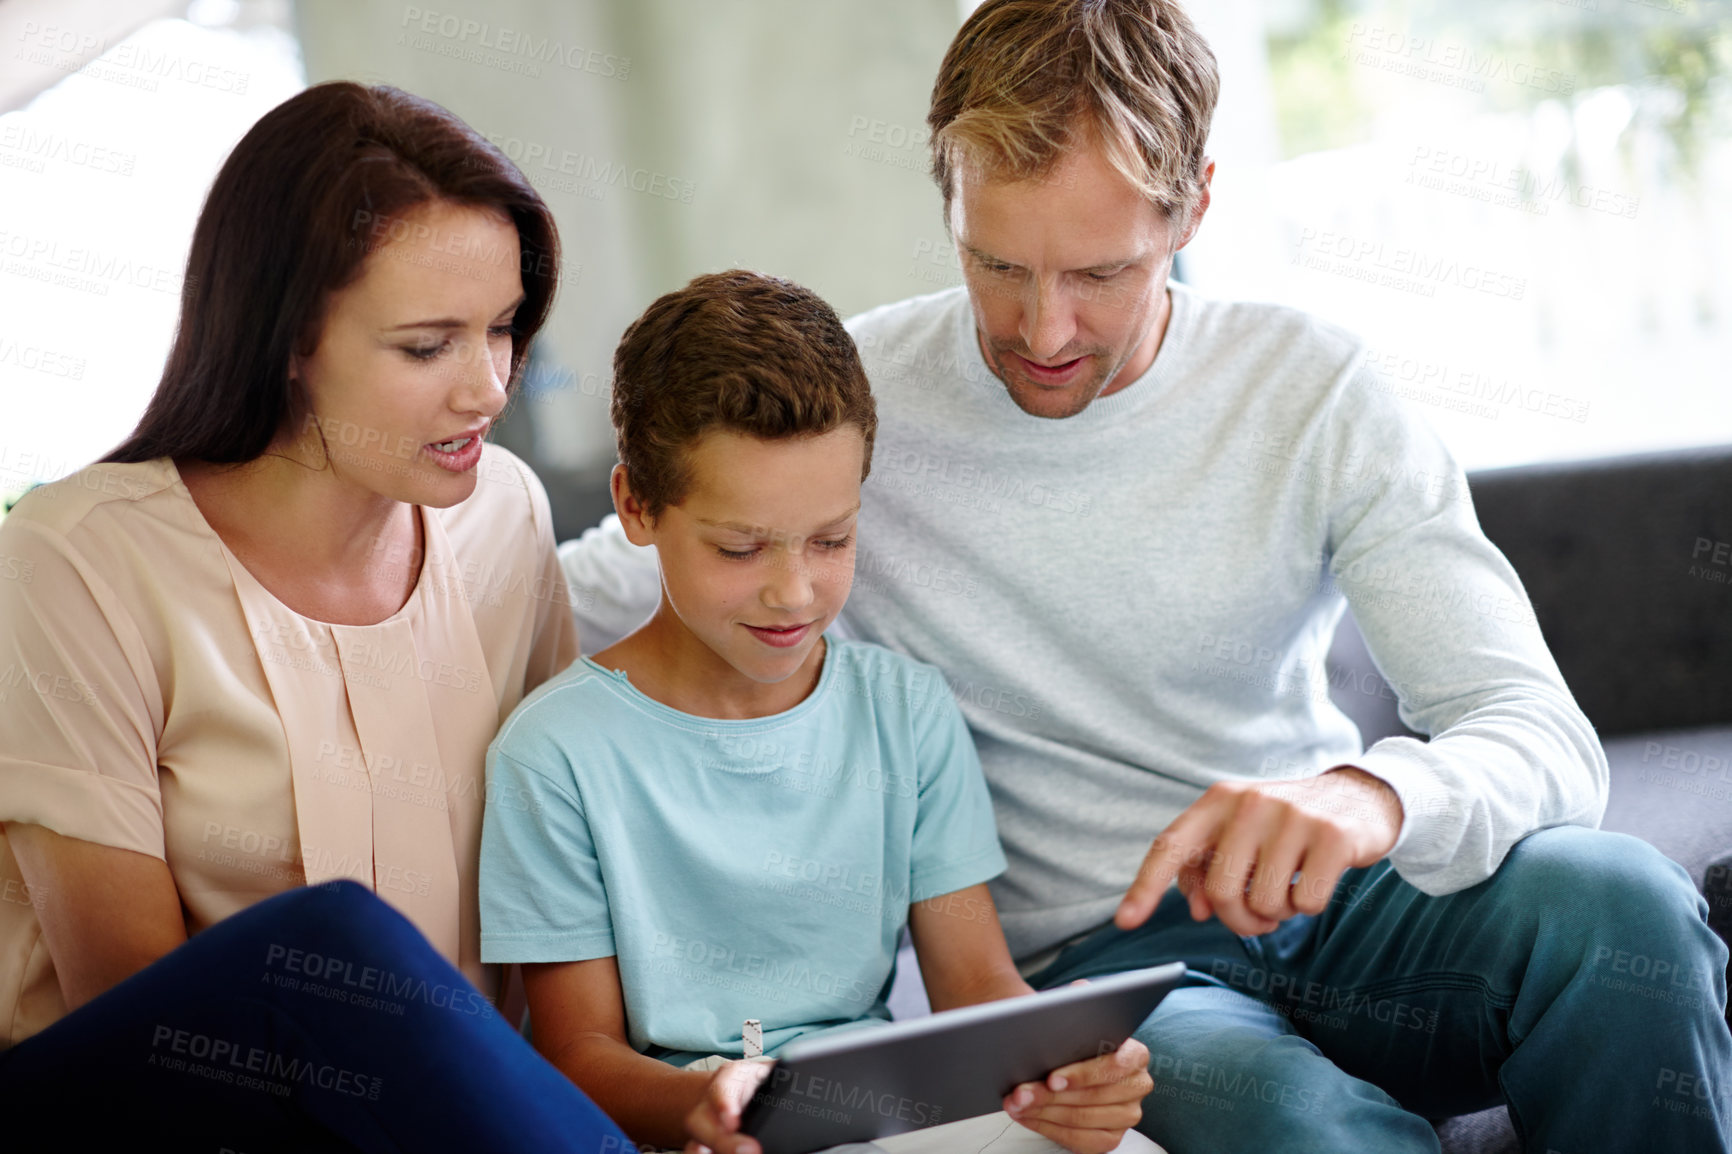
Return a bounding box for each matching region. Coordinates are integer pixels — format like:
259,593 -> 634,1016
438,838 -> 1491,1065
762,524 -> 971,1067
0,445 -> 578,1047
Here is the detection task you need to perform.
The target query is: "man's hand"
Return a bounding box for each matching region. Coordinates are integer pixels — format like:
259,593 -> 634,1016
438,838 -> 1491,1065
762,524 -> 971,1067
1003,1036 -> 1152,1153
683,1059 -> 774,1154
1115,767 -> 1404,936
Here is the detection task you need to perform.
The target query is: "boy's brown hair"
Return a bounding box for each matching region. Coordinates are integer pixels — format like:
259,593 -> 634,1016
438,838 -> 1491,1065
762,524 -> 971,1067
611,269 -> 877,517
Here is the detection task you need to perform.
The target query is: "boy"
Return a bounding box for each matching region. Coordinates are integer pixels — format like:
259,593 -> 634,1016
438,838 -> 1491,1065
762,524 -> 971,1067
478,271 -> 1150,1154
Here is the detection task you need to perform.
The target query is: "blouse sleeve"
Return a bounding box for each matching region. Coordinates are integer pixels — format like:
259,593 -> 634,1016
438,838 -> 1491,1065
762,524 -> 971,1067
0,514 -> 166,857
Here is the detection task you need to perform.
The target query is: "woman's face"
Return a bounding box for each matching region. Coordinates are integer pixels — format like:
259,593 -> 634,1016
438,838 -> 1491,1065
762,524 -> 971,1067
288,198 -> 525,509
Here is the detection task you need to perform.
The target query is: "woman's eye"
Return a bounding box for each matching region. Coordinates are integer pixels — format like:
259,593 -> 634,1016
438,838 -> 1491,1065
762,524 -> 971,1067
403,344 -> 443,361
488,324 -> 516,339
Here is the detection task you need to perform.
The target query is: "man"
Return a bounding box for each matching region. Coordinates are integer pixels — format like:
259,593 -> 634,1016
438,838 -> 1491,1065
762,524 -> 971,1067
558,2 -> 1731,1150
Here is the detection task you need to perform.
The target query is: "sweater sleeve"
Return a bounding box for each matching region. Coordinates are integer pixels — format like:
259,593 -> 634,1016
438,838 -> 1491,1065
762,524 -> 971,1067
1318,358 -> 1607,894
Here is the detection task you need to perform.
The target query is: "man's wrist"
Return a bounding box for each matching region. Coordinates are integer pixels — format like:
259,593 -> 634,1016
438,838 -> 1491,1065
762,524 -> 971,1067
1321,765 -> 1406,849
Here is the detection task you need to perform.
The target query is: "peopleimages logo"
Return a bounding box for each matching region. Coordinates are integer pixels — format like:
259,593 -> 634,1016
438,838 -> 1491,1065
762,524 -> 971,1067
755,1063 -> 946,1127
398,7 -> 631,80
1291,228 -> 1527,301
149,1024 -> 382,1099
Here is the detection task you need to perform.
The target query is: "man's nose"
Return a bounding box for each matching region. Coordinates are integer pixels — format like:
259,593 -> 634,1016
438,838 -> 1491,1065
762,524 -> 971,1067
1020,272 -> 1077,361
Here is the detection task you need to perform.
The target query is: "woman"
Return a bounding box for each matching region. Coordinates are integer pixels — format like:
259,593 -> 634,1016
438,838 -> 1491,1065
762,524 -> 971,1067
0,82 -> 630,1151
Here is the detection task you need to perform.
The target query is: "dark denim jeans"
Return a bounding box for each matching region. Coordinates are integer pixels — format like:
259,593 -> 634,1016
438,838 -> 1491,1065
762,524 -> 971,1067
0,880 -> 632,1153
1029,827 -> 1732,1154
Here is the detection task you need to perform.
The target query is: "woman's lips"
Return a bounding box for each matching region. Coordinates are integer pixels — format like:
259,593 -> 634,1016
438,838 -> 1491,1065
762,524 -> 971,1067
744,622 -> 813,649
1009,351 -> 1090,386
423,435 -> 484,473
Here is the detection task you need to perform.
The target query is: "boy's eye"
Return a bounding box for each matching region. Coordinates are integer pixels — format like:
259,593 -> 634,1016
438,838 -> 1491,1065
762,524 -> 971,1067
715,545 -> 758,560
815,535 -> 853,551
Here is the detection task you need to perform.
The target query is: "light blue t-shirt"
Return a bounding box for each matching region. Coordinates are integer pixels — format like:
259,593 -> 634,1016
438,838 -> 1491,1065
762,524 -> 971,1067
478,637 -> 1007,1065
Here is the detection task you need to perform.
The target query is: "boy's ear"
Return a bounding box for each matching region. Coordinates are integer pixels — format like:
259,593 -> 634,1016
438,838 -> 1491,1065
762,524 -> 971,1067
611,464 -> 657,546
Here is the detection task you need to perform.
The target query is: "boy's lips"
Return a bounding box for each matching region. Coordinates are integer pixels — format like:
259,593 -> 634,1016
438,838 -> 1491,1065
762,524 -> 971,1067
743,622 -> 814,649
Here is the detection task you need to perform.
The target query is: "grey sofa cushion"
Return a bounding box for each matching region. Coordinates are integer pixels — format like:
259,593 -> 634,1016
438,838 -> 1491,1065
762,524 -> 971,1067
1467,448 -> 1732,737
1601,726 -> 1732,888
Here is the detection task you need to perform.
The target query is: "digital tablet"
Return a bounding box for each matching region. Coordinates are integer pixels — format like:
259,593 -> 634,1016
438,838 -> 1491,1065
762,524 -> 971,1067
739,962 -> 1184,1154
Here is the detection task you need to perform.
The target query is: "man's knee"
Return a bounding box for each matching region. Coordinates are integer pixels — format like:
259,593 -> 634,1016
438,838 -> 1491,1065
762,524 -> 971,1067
1500,828 -> 1727,1010
1501,827 -> 1708,928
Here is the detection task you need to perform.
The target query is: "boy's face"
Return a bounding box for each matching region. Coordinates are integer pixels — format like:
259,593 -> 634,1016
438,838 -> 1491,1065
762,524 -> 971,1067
623,427 -> 865,690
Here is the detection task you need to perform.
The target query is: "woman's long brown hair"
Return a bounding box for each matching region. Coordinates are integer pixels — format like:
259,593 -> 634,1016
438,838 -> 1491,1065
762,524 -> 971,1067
104,81 -> 560,466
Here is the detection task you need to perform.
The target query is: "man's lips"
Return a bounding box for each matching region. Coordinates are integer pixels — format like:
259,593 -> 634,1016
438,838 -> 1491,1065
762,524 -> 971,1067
743,622 -> 815,649
1006,350 -> 1091,386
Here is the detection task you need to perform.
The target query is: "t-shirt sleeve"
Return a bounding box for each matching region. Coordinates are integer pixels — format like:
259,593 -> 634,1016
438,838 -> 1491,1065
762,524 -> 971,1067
906,669 -> 1007,902
478,745 -> 617,963
0,516 -> 165,856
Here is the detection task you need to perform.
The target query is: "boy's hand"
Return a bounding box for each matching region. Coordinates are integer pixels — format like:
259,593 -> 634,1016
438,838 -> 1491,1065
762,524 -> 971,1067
1003,1036 -> 1152,1153
684,1059 -> 774,1154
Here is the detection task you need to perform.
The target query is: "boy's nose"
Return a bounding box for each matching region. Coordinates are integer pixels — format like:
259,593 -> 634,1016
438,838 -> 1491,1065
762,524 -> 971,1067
760,555 -> 816,612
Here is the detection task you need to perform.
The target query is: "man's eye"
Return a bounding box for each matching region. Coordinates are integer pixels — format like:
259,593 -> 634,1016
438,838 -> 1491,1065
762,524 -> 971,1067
1086,269 -> 1122,282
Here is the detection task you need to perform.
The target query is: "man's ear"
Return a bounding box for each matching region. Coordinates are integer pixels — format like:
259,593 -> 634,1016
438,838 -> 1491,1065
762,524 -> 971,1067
611,464 -> 656,546
1176,158 -> 1214,250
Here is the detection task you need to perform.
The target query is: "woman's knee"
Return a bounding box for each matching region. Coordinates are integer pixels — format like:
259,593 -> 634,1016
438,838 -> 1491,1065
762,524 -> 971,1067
229,879 -> 420,968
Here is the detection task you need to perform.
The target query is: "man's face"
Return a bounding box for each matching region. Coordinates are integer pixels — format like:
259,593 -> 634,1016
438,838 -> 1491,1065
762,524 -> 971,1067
622,427 -> 864,691
948,134 -> 1210,419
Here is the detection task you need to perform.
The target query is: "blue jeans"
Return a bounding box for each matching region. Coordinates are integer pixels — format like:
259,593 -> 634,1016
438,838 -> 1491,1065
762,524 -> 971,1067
1028,827 -> 1732,1153
0,880 -> 632,1153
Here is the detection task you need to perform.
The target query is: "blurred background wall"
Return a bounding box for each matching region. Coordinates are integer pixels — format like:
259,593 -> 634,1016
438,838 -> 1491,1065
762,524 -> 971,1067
1,0 -> 1727,538
292,0 -> 963,533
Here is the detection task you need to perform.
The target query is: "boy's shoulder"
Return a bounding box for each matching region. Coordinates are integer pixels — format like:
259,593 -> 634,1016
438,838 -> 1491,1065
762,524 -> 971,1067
490,658 -> 650,765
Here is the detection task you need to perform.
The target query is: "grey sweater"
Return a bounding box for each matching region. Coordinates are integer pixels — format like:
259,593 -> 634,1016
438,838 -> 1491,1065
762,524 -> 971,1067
558,283 -> 1607,963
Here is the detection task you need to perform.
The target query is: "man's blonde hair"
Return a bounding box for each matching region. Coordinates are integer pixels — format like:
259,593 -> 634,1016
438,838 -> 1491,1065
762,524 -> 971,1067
928,0 -> 1219,219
